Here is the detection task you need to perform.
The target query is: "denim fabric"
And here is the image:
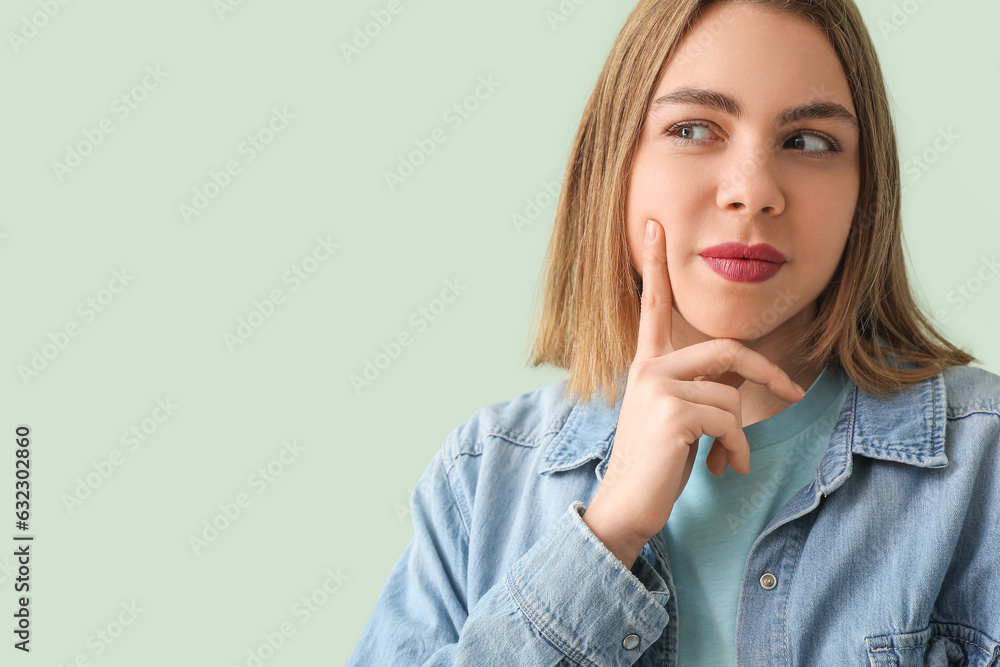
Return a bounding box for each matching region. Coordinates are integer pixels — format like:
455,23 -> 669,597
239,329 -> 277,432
663,362 -> 854,665
345,364 -> 1000,666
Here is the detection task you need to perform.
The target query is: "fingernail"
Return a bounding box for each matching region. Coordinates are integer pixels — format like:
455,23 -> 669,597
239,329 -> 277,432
645,220 -> 655,244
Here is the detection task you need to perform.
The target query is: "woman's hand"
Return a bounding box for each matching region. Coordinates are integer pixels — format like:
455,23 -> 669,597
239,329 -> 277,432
581,218 -> 806,568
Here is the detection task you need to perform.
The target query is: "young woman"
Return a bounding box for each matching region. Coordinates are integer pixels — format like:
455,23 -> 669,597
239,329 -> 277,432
347,0 -> 1000,664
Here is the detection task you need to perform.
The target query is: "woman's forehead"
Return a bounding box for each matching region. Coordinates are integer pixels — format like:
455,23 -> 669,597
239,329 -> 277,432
654,6 -> 855,118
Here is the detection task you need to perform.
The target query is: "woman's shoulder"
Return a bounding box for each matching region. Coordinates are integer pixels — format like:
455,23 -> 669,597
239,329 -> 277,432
938,365 -> 1000,467
419,378 -> 606,541
428,377 -> 619,522
439,377 -> 580,463
941,364 -> 1000,416
852,363 -> 1000,427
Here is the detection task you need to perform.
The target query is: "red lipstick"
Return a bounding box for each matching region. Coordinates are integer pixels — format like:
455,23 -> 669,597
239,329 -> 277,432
699,242 -> 786,283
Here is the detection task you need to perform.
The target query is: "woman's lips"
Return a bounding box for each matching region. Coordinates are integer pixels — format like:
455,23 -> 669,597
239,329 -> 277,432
699,242 -> 786,283
700,257 -> 783,282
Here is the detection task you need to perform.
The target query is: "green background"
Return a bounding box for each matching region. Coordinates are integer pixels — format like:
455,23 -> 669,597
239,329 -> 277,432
2,0 -> 997,664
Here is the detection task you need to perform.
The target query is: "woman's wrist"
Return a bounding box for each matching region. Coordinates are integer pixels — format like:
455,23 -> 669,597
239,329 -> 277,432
581,499 -> 650,571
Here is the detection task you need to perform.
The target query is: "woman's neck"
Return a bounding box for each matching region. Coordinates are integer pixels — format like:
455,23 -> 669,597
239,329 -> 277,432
739,359 -> 822,426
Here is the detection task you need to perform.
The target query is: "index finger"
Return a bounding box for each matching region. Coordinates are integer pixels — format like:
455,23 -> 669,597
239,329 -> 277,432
668,338 -> 806,404
635,219 -> 675,360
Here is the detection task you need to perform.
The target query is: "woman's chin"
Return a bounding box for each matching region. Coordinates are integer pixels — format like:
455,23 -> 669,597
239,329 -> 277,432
683,315 -> 778,344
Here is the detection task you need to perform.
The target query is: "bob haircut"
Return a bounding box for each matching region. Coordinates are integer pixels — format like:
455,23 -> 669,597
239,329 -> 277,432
526,0 -> 975,410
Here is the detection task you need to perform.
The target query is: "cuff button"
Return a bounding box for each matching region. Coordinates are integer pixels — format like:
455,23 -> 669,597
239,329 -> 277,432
622,634 -> 640,650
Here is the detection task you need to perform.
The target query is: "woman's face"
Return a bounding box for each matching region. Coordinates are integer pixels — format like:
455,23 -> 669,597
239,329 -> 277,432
625,1 -> 860,345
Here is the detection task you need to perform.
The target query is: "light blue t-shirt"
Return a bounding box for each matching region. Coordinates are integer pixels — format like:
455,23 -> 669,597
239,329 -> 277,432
659,363 -> 854,666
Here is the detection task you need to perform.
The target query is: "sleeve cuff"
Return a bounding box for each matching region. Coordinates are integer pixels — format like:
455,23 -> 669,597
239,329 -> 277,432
504,500 -> 671,665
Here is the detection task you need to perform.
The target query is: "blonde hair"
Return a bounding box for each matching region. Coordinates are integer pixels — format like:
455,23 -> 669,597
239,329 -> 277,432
525,0 -> 975,409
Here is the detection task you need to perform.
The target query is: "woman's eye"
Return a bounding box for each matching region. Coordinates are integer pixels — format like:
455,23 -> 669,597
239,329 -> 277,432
668,123 -> 716,142
665,121 -> 840,155
786,133 -> 832,152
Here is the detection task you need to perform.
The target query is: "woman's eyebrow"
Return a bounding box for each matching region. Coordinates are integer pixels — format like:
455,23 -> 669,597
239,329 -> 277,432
650,86 -> 859,132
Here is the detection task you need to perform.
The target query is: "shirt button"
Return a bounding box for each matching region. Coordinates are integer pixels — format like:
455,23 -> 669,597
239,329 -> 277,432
760,573 -> 777,590
622,634 -> 640,650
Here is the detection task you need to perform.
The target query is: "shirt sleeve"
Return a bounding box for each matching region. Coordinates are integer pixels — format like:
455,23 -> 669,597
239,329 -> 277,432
345,445 -> 673,666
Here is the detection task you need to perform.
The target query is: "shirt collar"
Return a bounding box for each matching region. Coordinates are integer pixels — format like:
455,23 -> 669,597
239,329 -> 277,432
537,365 -> 949,486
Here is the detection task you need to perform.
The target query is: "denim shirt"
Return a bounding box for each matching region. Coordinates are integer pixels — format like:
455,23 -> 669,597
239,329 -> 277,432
346,364 -> 1000,666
